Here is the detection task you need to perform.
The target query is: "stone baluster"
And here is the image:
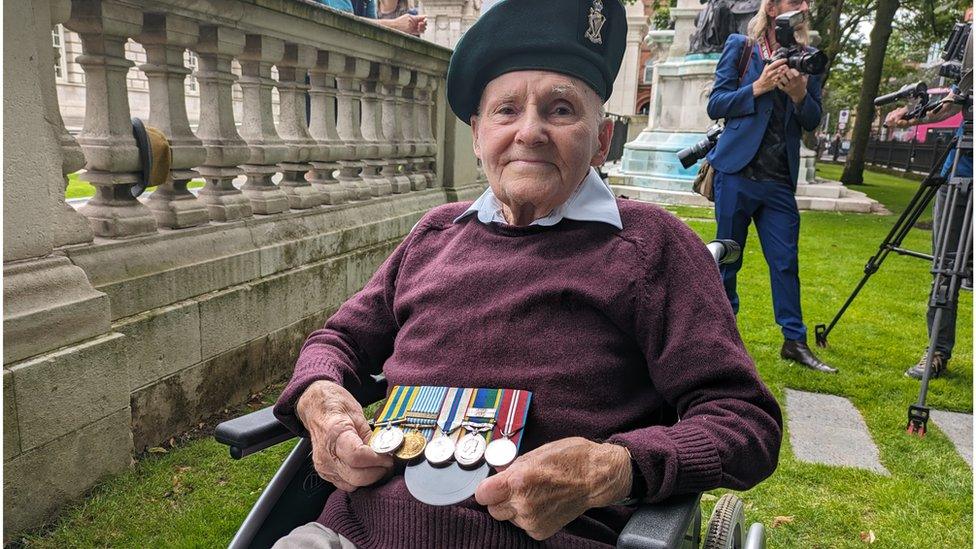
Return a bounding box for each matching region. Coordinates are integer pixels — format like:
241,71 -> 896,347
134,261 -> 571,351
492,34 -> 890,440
40,0 -> 93,246
237,34 -> 289,214
307,50 -> 349,205
334,54 -> 372,200
359,62 -> 393,196
381,65 -> 413,193
193,26 -> 252,221
137,13 -> 209,228
65,0 -> 156,237
276,43 -> 323,209
401,71 -> 426,191
414,73 -> 437,187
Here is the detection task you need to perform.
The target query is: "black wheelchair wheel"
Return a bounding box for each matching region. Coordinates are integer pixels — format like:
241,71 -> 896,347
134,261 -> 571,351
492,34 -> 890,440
702,494 -> 746,549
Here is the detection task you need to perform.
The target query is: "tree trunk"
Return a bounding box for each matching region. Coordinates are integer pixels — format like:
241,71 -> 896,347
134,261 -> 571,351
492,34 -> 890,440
840,0 -> 900,185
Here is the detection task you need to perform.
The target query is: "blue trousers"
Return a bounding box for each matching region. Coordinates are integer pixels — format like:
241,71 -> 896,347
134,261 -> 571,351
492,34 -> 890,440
713,170 -> 806,341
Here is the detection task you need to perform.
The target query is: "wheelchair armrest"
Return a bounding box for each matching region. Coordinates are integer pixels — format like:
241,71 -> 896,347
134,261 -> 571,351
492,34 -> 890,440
617,493 -> 702,549
214,406 -> 296,460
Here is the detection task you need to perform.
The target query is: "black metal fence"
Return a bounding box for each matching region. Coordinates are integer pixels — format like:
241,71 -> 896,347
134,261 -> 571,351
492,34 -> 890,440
862,136 -> 954,174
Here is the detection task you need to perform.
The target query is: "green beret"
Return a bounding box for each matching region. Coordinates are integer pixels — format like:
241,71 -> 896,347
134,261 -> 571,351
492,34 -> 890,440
446,0 -> 627,124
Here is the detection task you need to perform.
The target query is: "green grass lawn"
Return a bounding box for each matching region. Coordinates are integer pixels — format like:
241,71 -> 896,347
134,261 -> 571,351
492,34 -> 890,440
66,172 -> 205,199
16,167 -> 972,548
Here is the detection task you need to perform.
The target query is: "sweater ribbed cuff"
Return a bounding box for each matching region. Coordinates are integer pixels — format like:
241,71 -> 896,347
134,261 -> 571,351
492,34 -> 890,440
607,422 -> 722,501
272,355 -> 346,438
667,423 -> 722,494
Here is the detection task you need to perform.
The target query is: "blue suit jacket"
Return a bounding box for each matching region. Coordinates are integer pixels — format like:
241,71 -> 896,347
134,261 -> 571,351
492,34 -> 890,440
705,34 -> 823,187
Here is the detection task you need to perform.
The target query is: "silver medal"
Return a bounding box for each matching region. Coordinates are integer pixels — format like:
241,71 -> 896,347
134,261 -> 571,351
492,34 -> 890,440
484,437 -> 518,468
369,425 -> 405,454
454,432 -> 487,467
424,434 -> 456,465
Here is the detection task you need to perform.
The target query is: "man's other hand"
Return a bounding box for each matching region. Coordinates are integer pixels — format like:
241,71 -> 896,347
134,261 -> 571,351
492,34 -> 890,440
777,67 -> 808,105
885,106 -> 912,128
474,438 -> 633,541
753,59 -> 787,97
297,380 -> 394,492
385,13 -> 427,35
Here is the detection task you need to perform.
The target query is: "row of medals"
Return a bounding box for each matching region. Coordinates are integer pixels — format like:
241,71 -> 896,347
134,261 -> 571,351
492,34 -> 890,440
369,418 -> 519,469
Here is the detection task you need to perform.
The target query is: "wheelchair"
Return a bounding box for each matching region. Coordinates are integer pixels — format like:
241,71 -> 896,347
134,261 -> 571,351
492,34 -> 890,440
214,240 -> 766,548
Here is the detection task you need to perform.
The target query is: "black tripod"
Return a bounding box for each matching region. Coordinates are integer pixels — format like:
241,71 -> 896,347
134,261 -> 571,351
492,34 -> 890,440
814,119 -> 972,436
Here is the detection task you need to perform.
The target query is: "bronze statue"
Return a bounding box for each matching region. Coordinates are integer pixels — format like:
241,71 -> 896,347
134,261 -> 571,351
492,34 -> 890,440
688,0 -> 759,54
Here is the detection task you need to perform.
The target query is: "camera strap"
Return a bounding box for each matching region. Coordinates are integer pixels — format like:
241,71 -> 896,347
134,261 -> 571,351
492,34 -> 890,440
738,38 -> 755,81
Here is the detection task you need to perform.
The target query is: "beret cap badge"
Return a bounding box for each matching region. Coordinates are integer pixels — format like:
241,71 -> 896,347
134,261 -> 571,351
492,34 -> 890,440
585,0 -> 606,44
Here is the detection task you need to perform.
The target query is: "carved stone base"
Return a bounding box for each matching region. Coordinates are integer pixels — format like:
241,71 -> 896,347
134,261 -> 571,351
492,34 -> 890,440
382,163 -> 411,194
78,197 -> 159,239
279,165 -> 324,209
3,255 -> 111,364
198,187 -> 253,222
363,161 -> 392,197
145,188 -> 211,229
241,168 -> 289,215
337,161 -> 371,201
309,162 -> 350,205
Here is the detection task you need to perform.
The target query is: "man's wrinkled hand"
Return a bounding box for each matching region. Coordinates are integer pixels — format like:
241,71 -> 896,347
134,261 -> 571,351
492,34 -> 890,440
297,380 -> 395,493
474,437 -> 633,541
777,67 -> 808,105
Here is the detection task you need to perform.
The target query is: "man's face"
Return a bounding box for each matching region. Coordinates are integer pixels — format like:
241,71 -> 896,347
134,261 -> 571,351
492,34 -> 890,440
767,0 -> 810,18
470,71 -> 613,223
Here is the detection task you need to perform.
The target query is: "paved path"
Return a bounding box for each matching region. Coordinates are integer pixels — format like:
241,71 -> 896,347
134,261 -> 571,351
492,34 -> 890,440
785,389 -> 889,475
930,409 -> 973,467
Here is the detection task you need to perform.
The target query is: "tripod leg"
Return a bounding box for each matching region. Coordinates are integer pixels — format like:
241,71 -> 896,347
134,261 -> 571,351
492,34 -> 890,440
908,152 -> 973,437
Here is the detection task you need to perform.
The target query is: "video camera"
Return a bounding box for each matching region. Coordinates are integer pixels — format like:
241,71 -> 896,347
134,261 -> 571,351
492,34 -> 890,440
766,11 -> 828,75
677,124 -> 723,169
939,22 -> 972,84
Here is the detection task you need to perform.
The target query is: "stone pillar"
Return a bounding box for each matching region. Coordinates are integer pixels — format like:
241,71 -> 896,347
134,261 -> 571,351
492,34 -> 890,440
276,43 -> 323,209
334,55 -> 372,200
4,0 -> 111,367
360,62 -> 394,197
669,0 -> 701,59
416,75 -> 438,187
65,0 -> 157,237
34,0 -> 93,247
137,12 -> 210,229
606,2 -> 648,116
238,34 -> 289,215
382,65 -> 414,193
401,71 -> 426,191
193,26 -> 252,222
307,50 -> 349,205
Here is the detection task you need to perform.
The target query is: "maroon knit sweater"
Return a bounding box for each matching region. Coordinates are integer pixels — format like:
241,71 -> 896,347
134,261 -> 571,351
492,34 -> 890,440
273,199 -> 782,548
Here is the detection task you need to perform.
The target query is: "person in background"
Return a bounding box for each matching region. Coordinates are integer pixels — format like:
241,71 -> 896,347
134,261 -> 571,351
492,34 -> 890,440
315,0 -> 427,36
885,7 -> 972,380
705,0 -> 836,373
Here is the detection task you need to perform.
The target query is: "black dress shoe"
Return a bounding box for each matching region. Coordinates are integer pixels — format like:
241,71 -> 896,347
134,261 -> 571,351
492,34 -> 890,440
781,340 -> 838,373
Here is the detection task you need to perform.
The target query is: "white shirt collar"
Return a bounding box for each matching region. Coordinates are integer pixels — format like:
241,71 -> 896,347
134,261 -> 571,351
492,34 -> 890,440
453,167 -> 623,230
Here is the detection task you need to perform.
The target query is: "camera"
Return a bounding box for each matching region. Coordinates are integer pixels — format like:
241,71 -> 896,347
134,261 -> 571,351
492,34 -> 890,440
766,10 -> 828,75
938,22 -> 971,83
677,124 -> 723,169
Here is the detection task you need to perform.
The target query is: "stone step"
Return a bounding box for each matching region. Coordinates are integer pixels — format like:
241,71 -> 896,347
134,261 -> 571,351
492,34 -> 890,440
796,184 -> 843,199
785,389 -> 889,474
930,409 -> 973,467
610,184 -> 713,208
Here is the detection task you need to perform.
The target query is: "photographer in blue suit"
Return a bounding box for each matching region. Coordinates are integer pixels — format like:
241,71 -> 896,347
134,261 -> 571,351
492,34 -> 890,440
705,0 -> 836,373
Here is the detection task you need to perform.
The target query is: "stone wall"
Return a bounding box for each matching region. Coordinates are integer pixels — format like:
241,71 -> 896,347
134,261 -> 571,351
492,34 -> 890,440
3,0 -> 484,538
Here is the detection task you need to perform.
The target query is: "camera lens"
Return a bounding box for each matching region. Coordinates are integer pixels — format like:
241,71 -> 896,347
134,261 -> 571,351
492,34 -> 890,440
788,50 -> 828,75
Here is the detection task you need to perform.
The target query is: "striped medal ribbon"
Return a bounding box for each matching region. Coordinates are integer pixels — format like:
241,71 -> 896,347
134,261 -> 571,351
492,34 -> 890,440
454,388 -> 501,468
424,387 -> 474,465
485,389 -> 532,468
395,386 -> 448,461
370,385 -> 416,455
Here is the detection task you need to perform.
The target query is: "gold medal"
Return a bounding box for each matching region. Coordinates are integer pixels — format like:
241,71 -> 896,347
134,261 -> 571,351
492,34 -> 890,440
395,429 -> 428,460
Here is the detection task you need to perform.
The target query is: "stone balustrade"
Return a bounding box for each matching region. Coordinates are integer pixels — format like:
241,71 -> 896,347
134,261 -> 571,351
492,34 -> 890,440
53,0 -> 456,237
3,0 -> 484,539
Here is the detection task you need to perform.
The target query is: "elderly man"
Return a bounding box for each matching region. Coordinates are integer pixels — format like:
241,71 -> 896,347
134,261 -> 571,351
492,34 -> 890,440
272,1 -> 782,547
